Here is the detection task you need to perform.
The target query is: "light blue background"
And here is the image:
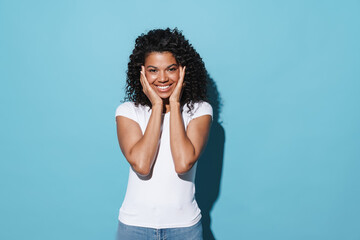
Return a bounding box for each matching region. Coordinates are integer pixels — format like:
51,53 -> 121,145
1,0 -> 359,239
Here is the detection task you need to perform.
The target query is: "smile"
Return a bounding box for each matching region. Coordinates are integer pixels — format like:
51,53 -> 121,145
156,84 -> 172,91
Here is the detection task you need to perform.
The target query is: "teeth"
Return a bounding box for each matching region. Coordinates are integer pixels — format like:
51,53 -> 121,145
157,85 -> 170,89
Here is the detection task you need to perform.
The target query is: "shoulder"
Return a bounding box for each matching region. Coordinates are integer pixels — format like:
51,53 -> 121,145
115,102 -> 135,117
115,102 -> 150,124
184,101 -> 213,120
193,101 -> 213,111
116,102 -> 150,114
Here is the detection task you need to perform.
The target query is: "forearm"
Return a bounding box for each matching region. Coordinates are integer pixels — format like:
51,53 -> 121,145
169,101 -> 196,174
129,104 -> 162,175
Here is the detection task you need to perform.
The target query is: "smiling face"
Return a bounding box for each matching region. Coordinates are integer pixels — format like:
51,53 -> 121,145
144,51 -> 180,99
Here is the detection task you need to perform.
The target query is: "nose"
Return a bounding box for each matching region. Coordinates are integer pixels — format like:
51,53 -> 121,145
159,71 -> 168,82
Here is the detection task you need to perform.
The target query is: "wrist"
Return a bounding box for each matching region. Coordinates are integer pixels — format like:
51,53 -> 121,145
151,103 -> 163,111
169,101 -> 180,106
169,101 -> 180,111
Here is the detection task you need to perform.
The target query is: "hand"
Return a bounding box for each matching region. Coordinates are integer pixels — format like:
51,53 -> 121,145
169,66 -> 186,103
140,66 -> 163,107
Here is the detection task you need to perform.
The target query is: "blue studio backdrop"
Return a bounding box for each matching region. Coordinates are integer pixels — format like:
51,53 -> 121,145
1,0 -> 359,239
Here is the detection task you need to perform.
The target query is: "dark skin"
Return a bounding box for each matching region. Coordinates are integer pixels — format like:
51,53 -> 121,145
140,51 -> 185,113
116,51 -> 212,175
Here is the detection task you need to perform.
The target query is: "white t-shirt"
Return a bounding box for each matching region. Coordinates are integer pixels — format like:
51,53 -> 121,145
115,101 -> 213,229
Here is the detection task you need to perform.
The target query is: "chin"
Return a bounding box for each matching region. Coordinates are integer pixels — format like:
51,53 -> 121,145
157,91 -> 174,100
159,95 -> 171,100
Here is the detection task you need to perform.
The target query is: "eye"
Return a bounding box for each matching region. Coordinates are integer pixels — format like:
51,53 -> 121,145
148,69 -> 157,73
168,68 -> 177,72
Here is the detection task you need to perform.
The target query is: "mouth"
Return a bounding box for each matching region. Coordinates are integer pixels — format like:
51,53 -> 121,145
155,84 -> 173,92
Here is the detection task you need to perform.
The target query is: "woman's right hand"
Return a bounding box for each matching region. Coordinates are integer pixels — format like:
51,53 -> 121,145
140,66 -> 163,107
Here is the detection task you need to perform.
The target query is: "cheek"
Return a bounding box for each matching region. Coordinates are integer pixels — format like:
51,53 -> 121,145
169,72 -> 180,81
145,73 -> 157,84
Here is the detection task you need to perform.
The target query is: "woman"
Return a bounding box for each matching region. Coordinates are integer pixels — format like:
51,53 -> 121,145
115,28 -> 212,240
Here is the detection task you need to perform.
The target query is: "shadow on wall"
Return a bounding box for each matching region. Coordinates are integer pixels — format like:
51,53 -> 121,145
196,74 -> 225,240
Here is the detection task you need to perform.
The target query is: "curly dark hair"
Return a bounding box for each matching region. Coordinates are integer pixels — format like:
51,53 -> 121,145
124,28 -> 208,113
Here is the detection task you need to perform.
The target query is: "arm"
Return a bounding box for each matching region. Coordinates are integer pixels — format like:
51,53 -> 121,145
169,102 -> 212,174
169,66 -> 212,174
116,104 -> 162,176
116,66 -> 164,176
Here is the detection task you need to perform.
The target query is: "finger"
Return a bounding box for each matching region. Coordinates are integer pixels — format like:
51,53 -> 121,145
180,66 -> 186,84
181,67 -> 186,86
140,66 -> 148,84
141,70 -> 151,91
141,66 -> 146,81
141,69 -> 158,99
180,66 -> 186,98
175,66 -> 185,90
140,67 -> 147,92
140,68 -> 144,87
176,66 -> 183,87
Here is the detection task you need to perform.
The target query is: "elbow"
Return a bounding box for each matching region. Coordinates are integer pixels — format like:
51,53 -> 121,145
174,159 -> 196,175
175,168 -> 190,175
126,149 -> 153,176
129,157 -> 152,176
132,162 -> 151,176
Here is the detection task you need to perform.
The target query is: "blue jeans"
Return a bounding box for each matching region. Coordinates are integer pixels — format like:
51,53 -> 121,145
116,220 -> 203,240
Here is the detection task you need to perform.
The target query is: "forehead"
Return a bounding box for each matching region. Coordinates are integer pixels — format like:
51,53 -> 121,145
144,51 -> 177,66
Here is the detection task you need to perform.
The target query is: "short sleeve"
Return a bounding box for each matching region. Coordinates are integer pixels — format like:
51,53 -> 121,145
190,101 -> 213,121
115,102 -> 138,123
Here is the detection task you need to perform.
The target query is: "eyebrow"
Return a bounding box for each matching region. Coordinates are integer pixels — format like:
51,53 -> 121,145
147,64 -> 178,69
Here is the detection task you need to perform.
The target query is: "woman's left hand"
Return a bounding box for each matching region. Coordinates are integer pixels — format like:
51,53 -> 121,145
169,66 -> 186,103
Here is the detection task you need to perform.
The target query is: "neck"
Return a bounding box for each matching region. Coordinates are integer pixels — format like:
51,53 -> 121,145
162,99 -> 170,113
